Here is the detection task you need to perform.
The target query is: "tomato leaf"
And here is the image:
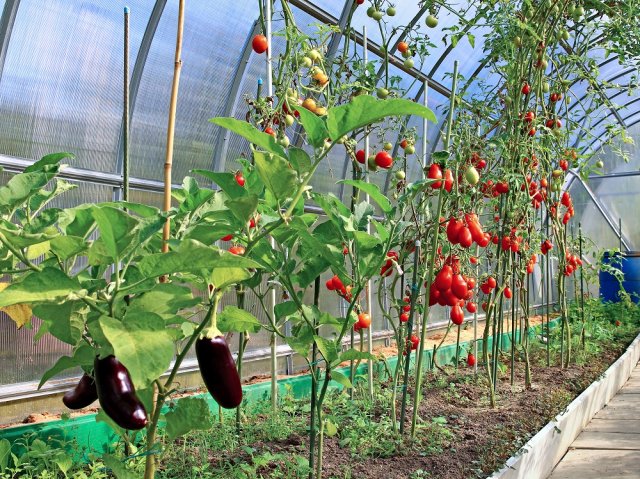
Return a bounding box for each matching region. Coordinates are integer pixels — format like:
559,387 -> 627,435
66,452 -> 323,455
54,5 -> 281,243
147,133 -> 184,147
193,170 -> 247,200
326,96 -> 436,141
288,147 -> 313,175
253,151 -> 298,203
164,397 -> 213,440
314,336 -> 339,365
338,180 -> 392,213
218,306 -> 262,333
340,349 -> 377,362
293,106 -> 329,148
210,117 -> 287,158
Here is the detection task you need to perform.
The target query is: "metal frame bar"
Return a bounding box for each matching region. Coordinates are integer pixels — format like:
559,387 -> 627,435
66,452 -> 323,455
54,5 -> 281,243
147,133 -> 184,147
588,170 -> 640,180
0,0 -> 19,83
211,20 -> 260,174
114,0 -> 168,179
566,170 -> 632,251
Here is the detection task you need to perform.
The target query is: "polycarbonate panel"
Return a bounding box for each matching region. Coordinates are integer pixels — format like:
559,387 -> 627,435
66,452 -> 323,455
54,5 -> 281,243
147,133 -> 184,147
0,0 -> 151,172
313,0 -> 346,17
130,0 -> 257,181
568,180 -> 622,261
588,176 -> 640,251
586,121 -> 640,174
0,179 -> 113,386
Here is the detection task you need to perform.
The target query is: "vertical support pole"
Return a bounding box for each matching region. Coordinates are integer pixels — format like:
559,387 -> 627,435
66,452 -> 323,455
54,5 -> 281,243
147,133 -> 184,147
265,0 -> 278,410
362,25 -> 374,400
123,6 -> 130,201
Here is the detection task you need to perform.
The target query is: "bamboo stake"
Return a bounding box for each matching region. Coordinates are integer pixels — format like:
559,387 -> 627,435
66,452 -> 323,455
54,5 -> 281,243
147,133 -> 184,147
161,0 -> 185,254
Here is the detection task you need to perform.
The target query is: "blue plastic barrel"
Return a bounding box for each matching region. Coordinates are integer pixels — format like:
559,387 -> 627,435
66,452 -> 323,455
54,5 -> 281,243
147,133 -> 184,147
599,251 -> 640,303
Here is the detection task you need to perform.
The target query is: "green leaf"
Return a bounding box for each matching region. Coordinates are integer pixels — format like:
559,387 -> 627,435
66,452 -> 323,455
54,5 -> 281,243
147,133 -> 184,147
100,313 -> 174,388
326,96 -> 436,141
164,397 -> 213,440
38,344 -> 94,388
49,236 -> 87,260
338,180 -> 392,213
24,152 -> 73,173
340,349 -> 377,362
33,302 -> 86,345
0,169 -> 59,214
293,106 -> 330,148
226,195 -> 259,223
431,150 -> 450,162
218,306 -> 262,333
57,204 -> 96,237
193,170 -> 246,199
372,219 -> 390,243
353,231 -> 381,250
253,151 -> 298,203
210,117 -> 287,158
325,419 -> 338,437
137,240 -> 261,279
288,147 -> 313,175
127,283 -> 199,319
329,370 -> 352,389
211,267 -> 252,289
467,32 -> 475,48
92,206 -> 138,260
0,439 -> 11,473
102,454 -> 137,479
314,336 -> 339,365
0,268 -> 81,308
274,301 -> 298,323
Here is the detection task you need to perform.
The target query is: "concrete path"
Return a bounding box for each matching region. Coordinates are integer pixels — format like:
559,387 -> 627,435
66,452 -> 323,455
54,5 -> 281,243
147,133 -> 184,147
548,362 -> 640,479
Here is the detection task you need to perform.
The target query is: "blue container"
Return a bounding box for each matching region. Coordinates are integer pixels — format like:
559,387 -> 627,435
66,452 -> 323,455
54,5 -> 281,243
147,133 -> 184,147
599,251 -> 640,303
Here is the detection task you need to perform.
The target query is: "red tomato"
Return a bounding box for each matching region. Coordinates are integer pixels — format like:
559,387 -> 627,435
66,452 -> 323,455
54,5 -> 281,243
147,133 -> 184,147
229,245 -> 245,255
400,312 -> 409,323
486,276 -> 497,289
252,34 -> 268,54
466,302 -> 477,313
446,218 -> 463,244
355,149 -> 366,164
357,312 -> 371,329
375,151 -> 393,169
264,127 -> 276,137
458,227 -> 473,248
470,256 -> 478,264
451,274 -> 468,299
331,275 -> 344,291
467,353 -> 476,366
235,172 -> 245,187
504,286 -> 513,299
221,234 -> 233,242
521,82 -> 531,95
326,279 -> 335,291
427,164 -> 443,188
435,265 -> 453,291
397,41 -> 409,53
444,169 -> 454,192
450,305 -> 465,325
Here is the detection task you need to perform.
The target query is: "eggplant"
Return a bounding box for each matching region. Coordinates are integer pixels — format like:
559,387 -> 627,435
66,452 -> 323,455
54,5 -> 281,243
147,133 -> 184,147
195,336 -> 243,409
62,373 -> 98,410
94,355 -> 148,430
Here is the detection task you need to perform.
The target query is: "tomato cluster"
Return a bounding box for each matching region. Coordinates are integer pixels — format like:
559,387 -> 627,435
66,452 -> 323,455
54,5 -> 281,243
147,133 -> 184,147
325,274 -> 353,301
446,214 -> 490,249
428,258 -> 477,326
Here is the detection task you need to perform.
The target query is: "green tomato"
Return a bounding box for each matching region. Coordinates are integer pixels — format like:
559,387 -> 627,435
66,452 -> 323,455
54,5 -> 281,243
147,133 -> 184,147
560,29 -> 570,41
383,142 -> 393,151
574,6 -> 585,17
366,6 -> 376,17
404,58 -> 414,69
404,145 -> 415,155
513,36 -> 522,48
285,114 -> 295,126
376,87 -> 389,99
278,135 -> 290,148
596,160 -> 604,168
372,10 -> 384,21
395,170 -> 406,180
542,81 -> 550,93
401,49 -> 411,58
464,165 -> 480,185
308,49 -> 322,62
367,155 -> 378,171
425,15 -> 438,28
301,56 -> 312,68
387,7 -> 396,16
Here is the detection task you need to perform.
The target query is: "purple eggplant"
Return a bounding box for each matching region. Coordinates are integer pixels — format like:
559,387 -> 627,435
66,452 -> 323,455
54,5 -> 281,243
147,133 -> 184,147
62,373 -> 98,410
94,355 -> 148,430
195,336 -> 243,409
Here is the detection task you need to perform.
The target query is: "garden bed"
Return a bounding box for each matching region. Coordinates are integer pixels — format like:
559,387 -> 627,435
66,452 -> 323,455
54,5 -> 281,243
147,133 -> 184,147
151,317 -> 640,479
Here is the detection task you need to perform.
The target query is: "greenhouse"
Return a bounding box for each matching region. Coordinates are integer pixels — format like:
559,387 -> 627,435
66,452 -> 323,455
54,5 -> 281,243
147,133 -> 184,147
0,0 -> 639,477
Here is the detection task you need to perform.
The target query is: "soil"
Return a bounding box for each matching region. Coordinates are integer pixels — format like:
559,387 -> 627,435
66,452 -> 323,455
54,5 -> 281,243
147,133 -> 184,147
193,332 -> 629,479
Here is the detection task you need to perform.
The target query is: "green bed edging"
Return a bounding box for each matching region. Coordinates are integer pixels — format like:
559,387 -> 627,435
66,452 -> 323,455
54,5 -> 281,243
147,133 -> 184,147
0,318 -> 560,454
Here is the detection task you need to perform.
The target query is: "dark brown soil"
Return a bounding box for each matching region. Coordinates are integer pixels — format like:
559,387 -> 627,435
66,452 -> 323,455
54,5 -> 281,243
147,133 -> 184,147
204,340 -> 627,479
